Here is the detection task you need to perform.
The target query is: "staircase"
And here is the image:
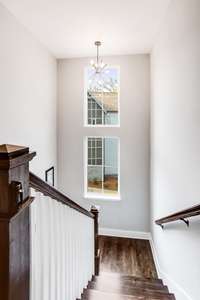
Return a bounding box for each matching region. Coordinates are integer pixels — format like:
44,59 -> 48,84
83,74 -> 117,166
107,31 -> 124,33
0,144 -> 175,300
79,273 -> 175,300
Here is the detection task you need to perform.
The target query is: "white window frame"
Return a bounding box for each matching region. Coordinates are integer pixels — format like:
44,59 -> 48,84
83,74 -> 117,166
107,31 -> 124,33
84,136 -> 121,201
84,66 -> 120,128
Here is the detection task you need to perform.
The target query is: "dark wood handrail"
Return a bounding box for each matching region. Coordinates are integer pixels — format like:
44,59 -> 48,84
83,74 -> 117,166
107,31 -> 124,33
155,204 -> 200,227
30,172 -> 94,219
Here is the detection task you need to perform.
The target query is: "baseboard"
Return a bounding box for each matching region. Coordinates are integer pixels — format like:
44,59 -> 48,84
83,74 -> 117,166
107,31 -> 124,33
149,238 -> 162,278
99,227 -> 151,240
149,236 -> 192,300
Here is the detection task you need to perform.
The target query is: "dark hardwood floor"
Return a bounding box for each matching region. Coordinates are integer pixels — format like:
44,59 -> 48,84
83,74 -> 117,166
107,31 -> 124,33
79,236 -> 176,299
99,235 -> 157,279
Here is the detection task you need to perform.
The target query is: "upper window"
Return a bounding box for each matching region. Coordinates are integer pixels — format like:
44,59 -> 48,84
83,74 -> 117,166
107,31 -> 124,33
85,67 -> 120,126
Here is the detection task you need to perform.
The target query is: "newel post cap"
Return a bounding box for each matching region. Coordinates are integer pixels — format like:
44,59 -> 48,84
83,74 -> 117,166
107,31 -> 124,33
0,144 -> 36,169
90,205 -> 99,221
90,205 -> 99,213
0,144 -> 29,158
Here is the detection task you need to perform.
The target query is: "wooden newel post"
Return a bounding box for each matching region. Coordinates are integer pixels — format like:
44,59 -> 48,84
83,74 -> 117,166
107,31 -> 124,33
90,205 -> 100,276
0,144 -> 36,300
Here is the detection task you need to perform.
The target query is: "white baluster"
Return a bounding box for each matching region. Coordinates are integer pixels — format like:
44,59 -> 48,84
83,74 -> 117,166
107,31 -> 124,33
30,191 -> 95,300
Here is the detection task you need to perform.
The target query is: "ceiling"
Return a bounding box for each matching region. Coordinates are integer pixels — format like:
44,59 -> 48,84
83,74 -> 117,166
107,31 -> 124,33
0,0 -> 171,58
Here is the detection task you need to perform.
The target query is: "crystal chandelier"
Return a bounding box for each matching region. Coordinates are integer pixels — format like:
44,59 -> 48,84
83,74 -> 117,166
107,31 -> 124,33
90,41 -> 107,74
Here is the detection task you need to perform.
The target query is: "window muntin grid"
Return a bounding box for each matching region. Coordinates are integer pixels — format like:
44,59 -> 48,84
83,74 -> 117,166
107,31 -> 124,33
88,98 -> 103,125
88,137 -> 103,165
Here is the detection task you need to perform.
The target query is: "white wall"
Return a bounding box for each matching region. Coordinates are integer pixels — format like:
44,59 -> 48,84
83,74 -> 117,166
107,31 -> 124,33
0,4 -> 57,178
151,0 -> 200,299
58,55 -> 150,232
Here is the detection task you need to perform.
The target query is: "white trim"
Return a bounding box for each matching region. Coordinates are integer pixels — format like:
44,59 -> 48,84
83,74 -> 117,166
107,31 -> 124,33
149,237 -> 162,278
149,235 -> 193,300
84,193 -> 121,201
84,124 -> 120,128
99,227 -> 151,240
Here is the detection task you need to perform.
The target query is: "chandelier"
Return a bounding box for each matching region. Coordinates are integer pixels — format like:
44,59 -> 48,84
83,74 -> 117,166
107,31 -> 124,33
90,41 -> 107,74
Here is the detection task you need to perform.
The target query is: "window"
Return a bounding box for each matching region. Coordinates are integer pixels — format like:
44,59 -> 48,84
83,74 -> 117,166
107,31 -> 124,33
85,137 -> 120,199
85,67 -> 120,126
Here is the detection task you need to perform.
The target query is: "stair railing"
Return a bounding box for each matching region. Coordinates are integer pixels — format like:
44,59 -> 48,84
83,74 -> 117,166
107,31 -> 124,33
0,144 -> 100,300
155,204 -> 200,228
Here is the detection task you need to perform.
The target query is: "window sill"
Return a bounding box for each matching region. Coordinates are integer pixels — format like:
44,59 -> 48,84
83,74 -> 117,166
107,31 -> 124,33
84,193 -> 121,201
84,124 -> 120,128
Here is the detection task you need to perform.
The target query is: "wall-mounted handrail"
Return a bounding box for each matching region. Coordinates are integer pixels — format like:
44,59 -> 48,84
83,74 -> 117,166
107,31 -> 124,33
155,204 -> 200,228
30,172 -> 94,219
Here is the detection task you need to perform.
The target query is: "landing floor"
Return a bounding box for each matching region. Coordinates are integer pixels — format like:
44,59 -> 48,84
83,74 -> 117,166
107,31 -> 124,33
99,235 -> 157,279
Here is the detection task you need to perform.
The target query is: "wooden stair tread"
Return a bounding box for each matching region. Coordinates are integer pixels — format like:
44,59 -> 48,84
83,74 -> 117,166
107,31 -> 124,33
82,288 -> 175,300
81,288 -> 148,300
84,287 -> 174,299
92,277 -> 165,290
93,274 -> 163,285
88,281 -> 169,295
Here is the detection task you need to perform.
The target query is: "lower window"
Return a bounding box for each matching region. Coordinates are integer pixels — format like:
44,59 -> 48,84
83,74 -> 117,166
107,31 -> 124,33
85,137 -> 120,199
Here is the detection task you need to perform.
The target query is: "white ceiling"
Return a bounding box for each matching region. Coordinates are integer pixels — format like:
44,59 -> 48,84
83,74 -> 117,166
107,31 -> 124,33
0,0 -> 171,58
